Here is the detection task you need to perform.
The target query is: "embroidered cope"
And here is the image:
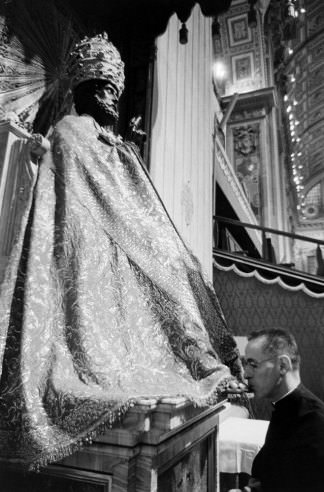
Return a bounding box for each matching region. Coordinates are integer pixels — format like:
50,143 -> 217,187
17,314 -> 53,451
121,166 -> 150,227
0,115 -> 240,468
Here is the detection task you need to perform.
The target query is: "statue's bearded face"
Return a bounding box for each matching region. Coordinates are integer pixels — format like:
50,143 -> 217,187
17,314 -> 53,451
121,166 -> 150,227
73,79 -> 120,127
93,81 -> 119,123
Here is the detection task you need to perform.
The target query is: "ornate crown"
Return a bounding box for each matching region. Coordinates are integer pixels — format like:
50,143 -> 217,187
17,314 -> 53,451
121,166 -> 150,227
69,32 -> 125,96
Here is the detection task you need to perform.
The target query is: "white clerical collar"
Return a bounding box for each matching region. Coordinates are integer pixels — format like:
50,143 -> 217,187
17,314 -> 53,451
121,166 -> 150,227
272,383 -> 299,406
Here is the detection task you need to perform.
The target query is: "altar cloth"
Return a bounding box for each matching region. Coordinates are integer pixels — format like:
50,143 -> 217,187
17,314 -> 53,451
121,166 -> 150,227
219,417 -> 269,475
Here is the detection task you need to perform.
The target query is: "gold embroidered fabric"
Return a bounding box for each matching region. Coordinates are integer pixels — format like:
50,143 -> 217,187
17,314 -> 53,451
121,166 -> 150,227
0,115 -> 241,469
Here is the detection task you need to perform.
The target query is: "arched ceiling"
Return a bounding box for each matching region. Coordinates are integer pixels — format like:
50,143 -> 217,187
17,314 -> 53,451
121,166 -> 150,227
266,0 -> 324,225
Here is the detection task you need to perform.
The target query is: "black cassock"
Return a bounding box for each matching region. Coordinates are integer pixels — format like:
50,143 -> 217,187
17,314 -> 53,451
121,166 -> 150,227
252,383 -> 324,492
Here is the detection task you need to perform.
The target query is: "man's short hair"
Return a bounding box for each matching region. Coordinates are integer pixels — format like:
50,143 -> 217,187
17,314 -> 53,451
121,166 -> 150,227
248,328 -> 300,369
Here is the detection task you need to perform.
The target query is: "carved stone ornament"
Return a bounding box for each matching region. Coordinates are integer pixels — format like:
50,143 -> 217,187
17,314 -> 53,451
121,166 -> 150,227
232,123 -> 261,221
233,125 -> 257,155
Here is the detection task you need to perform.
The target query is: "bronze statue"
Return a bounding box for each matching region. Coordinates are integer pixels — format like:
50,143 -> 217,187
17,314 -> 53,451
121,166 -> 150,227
0,33 -> 244,470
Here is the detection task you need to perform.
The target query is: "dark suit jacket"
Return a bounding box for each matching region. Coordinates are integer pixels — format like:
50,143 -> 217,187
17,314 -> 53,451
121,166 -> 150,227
252,384 -> 324,492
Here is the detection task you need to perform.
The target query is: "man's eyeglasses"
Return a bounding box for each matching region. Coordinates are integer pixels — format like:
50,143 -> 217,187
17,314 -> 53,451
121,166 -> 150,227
242,356 -> 277,371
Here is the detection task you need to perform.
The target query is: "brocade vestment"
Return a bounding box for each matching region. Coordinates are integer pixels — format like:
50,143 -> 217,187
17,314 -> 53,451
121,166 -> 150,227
0,115 -> 240,468
252,384 -> 324,492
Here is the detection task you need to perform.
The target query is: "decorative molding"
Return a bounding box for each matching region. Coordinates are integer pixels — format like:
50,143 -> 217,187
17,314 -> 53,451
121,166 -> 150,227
295,221 -> 324,230
228,108 -> 266,122
216,0 -> 267,97
227,13 -> 252,47
222,86 -> 277,115
43,466 -> 112,491
232,52 -> 254,83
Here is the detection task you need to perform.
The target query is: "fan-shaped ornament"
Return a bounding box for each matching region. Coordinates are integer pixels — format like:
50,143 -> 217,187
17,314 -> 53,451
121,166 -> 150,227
0,0 -> 81,135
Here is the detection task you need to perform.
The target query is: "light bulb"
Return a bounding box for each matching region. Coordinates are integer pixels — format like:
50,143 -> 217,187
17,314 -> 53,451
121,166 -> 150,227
212,61 -> 227,80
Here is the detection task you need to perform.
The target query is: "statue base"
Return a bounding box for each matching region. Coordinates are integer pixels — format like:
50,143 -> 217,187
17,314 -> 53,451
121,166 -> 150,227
0,397 -> 227,492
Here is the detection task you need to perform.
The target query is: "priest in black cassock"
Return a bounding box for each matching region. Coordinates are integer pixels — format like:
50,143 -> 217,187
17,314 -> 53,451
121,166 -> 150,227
244,329 -> 324,492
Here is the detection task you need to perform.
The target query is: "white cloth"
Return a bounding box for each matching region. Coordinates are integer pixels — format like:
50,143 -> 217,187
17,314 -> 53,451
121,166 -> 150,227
219,417 -> 269,474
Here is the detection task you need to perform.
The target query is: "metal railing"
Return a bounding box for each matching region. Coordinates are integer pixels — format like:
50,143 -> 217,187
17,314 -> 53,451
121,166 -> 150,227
213,215 -> 324,277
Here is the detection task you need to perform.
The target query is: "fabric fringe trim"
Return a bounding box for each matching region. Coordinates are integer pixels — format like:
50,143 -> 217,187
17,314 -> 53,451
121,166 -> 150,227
30,399 -> 136,471
24,380 -> 241,471
214,259 -> 324,298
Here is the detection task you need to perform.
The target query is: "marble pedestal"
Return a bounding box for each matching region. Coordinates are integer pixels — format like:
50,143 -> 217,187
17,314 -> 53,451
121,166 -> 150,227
1,398 -> 227,492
